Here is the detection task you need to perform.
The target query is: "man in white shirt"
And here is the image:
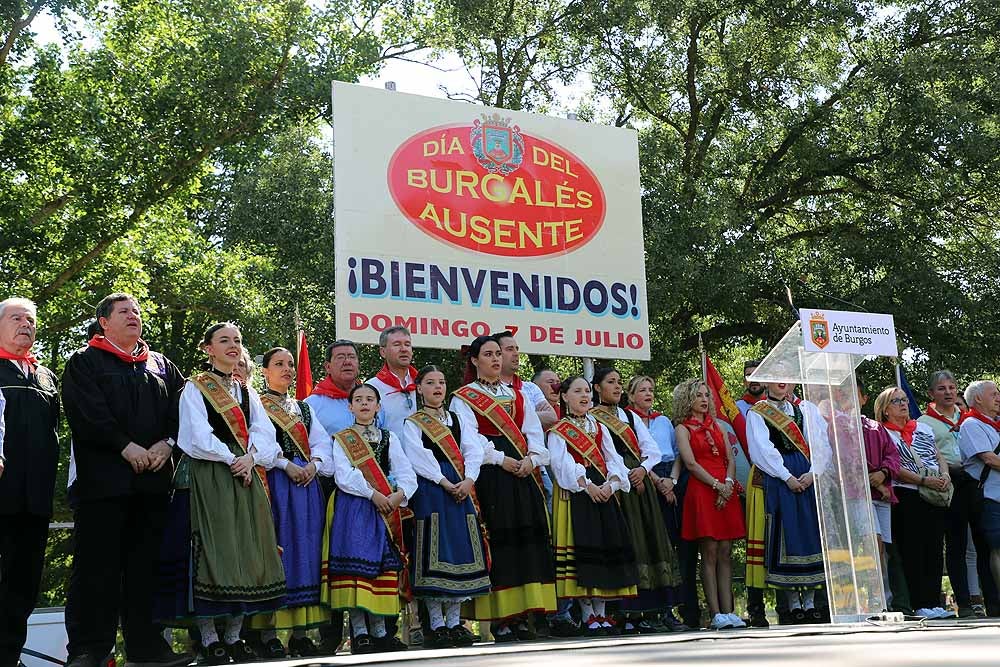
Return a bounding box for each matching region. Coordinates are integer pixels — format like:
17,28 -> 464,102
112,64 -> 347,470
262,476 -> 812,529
959,380 -> 1000,615
494,331 -> 557,430
366,326 -> 417,439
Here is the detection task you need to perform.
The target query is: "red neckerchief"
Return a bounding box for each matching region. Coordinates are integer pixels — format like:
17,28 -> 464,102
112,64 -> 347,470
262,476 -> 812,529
504,374 -> 524,390
683,414 -> 724,457
88,335 -> 149,363
959,408 -> 1000,434
925,403 -> 961,431
740,393 -> 763,405
375,363 -> 417,394
0,347 -> 38,366
311,376 -> 357,400
882,419 -> 917,445
552,403 -> 561,419
626,405 -> 662,420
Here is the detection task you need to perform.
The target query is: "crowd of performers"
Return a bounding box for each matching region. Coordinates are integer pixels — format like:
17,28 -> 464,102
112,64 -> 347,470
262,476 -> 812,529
2,293 -> 1000,667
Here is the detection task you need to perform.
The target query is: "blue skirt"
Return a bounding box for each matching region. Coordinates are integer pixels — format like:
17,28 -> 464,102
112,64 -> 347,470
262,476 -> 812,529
268,457 -> 326,607
326,492 -> 401,577
763,450 -> 825,589
409,463 -> 491,599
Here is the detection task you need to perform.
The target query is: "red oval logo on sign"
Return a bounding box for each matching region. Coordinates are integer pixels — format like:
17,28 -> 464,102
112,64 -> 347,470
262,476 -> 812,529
387,117 -> 606,257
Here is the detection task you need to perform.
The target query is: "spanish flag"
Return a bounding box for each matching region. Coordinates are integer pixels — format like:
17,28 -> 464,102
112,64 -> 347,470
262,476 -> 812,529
702,348 -> 749,458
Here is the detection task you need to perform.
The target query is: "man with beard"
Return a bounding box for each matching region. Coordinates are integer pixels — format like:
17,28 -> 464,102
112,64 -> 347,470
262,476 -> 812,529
736,359 -> 765,418
61,293 -> 189,667
0,298 -> 61,667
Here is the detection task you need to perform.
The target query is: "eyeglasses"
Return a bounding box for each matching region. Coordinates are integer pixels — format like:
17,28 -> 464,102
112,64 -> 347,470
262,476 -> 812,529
889,397 -> 909,406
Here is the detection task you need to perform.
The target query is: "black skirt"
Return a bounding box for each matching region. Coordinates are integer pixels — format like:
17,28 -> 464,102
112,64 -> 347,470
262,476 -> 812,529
567,467 -> 638,589
475,434 -> 555,589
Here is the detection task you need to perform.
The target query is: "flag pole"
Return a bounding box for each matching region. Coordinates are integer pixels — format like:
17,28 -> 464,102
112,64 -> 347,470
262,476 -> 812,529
893,357 -> 902,389
294,304 -> 302,363
699,332 -> 707,384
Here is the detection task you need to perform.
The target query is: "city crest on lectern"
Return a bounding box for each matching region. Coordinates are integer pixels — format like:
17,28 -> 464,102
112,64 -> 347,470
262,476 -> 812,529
810,312 -> 830,349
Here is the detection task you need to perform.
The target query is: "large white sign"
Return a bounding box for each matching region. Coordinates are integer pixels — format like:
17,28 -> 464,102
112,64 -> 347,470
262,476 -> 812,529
800,308 -> 898,356
332,82 -> 650,359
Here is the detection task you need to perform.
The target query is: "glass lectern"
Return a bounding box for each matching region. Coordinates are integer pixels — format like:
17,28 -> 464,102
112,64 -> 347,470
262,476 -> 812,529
749,322 -> 886,623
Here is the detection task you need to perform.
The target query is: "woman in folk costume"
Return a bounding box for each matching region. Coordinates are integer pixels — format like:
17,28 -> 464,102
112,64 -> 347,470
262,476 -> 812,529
246,348 -> 334,658
321,383 -> 417,654
547,376 -> 639,637
449,335 -> 556,641
672,379 -> 747,630
401,365 -> 491,648
746,378 -> 831,623
591,368 -> 680,633
154,323 -> 285,665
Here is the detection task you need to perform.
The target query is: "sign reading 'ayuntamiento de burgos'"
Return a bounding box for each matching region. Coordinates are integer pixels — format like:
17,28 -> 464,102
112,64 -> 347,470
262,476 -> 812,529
332,82 -> 650,360
799,308 -> 898,357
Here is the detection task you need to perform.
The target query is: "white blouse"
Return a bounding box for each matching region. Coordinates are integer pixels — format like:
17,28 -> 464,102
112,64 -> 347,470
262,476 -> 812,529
597,406 -> 661,472
266,397 -> 335,477
746,399 -> 831,480
331,428 -> 417,504
546,415 -> 630,493
401,410 -> 485,483
178,380 -> 279,467
449,382 -> 549,469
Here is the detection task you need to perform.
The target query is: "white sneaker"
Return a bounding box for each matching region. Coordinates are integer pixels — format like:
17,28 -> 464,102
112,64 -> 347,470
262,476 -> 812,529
915,607 -> 937,618
934,607 -> 956,619
727,613 -> 747,628
711,613 -> 734,630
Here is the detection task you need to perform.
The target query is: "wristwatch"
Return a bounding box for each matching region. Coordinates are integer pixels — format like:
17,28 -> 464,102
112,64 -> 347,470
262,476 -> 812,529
165,437 -> 176,448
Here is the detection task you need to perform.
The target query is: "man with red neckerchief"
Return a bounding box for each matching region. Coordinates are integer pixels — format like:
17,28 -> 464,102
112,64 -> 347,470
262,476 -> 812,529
919,370 -> 987,617
959,380 -> 1000,617
0,297 -> 60,667
736,359 -> 765,418
366,325 -> 418,440
61,293 -> 189,667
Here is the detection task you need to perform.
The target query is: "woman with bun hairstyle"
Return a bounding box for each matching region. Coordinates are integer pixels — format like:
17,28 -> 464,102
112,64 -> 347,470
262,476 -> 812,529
547,375 -> 638,636
449,335 -> 556,641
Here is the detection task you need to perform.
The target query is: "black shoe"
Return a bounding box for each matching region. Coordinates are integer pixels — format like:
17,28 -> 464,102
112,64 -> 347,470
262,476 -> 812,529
202,642 -> 230,666
635,619 -> 659,634
66,655 -> 103,667
287,636 -> 320,658
791,609 -> 808,625
423,627 -> 454,649
515,622 -> 536,641
125,647 -> 195,667
748,614 -> 770,628
550,618 -> 580,637
351,634 -> 377,655
807,608 -> 824,624
777,610 -> 794,626
375,635 -> 408,652
225,640 -> 256,664
261,638 -> 285,660
315,638 -> 341,656
493,625 -> 517,643
449,625 -> 476,647
534,616 -> 551,638
583,624 -> 607,638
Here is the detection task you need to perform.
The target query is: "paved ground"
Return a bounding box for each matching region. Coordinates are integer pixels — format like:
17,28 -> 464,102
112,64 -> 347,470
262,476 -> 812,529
265,619 -> 1000,667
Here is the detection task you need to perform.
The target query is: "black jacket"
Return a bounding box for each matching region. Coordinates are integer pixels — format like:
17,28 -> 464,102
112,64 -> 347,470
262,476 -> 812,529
0,360 -> 61,517
62,344 -> 185,502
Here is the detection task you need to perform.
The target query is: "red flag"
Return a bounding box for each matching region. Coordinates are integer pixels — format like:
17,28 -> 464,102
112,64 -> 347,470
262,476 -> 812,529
295,329 -> 313,400
704,355 -> 749,457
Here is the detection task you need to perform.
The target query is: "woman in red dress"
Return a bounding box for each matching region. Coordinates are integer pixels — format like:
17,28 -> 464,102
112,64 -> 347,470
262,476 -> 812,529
673,379 -> 746,630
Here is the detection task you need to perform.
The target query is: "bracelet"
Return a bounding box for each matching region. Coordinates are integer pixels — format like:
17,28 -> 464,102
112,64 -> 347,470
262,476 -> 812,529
725,477 -> 734,484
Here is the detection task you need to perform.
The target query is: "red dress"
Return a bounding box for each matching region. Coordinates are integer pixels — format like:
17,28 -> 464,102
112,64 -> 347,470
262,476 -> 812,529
680,416 -> 747,541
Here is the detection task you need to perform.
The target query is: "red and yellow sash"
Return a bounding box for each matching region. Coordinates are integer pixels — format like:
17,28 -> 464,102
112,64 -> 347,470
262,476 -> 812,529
452,385 -> 544,495
333,428 -> 413,600
407,411 -> 492,569
259,394 -> 311,460
752,401 -> 811,460
190,372 -> 270,498
591,407 -> 643,462
551,420 -> 609,480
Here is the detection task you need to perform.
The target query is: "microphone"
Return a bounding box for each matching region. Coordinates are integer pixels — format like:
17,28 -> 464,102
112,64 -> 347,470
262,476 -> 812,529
796,279 -> 868,312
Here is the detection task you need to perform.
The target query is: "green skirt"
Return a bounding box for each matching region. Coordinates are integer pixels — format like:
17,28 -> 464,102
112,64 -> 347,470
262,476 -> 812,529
189,458 -> 286,606
618,469 -> 680,591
